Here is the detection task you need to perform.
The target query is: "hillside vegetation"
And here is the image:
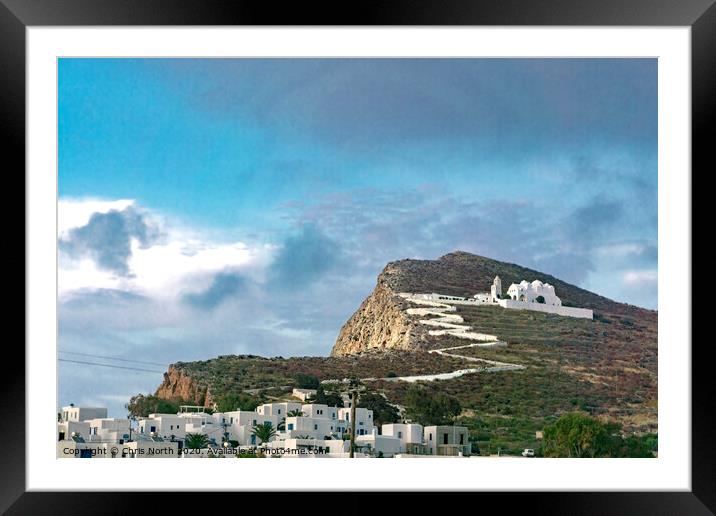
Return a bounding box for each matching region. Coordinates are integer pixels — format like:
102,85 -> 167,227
145,251 -> 657,455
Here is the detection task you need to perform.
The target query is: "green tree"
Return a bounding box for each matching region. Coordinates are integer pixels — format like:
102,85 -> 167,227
541,412 -> 630,457
184,433 -> 211,450
294,373 -> 320,389
125,394 -> 184,418
287,409 -> 305,417
312,385 -> 344,407
251,422 -> 277,444
215,392 -> 261,413
404,386 -> 461,426
358,391 -> 400,427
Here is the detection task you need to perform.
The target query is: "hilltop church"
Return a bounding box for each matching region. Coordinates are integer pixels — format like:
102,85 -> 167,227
410,275 -> 591,319
506,279 -> 561,306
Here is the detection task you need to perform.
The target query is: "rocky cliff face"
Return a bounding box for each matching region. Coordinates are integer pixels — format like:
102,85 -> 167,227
330,281 -> 423,356
330,251 -> 650,356
155,365 -> 213,407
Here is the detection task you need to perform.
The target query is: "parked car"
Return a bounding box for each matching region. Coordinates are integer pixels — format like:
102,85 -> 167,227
521,448 -> 535,457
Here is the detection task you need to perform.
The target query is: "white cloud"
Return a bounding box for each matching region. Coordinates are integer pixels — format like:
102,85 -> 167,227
596,243 -> 646,257
58,199 -> 274,299
623,269 -> 658,285
58,198 -> 135,236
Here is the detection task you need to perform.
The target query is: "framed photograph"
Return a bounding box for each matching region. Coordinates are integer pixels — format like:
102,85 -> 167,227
7,0 -> 708,513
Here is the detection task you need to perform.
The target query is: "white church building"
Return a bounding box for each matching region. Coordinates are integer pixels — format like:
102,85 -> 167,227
506,279 -> 561,306
489,276 -> 592,319
400,276 -> 592,319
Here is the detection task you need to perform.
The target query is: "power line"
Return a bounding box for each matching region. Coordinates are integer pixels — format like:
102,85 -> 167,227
59,350 -> 167,367
58,358 -> 164,374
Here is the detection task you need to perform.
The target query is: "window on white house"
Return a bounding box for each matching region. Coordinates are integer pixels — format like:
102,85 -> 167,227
398,431 -> 402,438
314,424 -> 318,430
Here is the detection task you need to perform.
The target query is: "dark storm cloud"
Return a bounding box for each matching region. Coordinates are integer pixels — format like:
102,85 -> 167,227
155,58 -> 657,152
59,206 -> 161,276
570,197 -> 625,243
183,271 -> 248,310
268,223 -> 342,290
288,189 -> 640,287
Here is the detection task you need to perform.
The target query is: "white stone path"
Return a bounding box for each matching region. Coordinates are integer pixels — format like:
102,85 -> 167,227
321,296 -> 526,385
404,297 -> 503,344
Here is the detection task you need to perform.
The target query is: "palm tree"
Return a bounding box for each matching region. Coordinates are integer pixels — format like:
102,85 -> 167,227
184,432 -> 211,449
251,422 -> 277,444
287,409 -> 304,417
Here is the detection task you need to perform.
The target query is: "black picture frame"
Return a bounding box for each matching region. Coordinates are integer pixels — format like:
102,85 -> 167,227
4,1 -> 709,513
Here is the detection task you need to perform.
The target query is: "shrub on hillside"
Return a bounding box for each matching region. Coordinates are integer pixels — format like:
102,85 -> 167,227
403,386 -> 461,426
125,394 -> 188,418
358,391 -> 400,427
294,373 -> 320,389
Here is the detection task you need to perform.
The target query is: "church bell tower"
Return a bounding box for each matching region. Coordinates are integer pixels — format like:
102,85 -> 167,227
491,276 -> 502,302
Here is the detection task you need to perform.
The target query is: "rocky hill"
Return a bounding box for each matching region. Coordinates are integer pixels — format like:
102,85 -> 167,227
152,351 -> 470,406
142,251 -> 657,452
331,251 -> 651,356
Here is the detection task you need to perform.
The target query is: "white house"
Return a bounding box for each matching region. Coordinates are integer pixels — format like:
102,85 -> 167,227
355,429 -> 403,457
381,423 -> 424,453
506,280 -> 561,305
137,413 -> 190,440
292,388 -> 317,401
266,438 -> 352,458
257,402 -> 303,418
85,418 -> 131,443
424,425 -> 471,456
178,412 -> 215,435
57,420 -> 90,442
119,438 -> 179,458
60,405 -> 107,422
302,403 -> 339,420
58,438 -> 179,459
338,407 -> 374,436
473,292 -> 492,303
283,415 -> 345,440
219,409 -> 282,445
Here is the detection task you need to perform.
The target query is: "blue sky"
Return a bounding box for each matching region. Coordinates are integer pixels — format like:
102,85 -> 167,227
58,58 -> 657,416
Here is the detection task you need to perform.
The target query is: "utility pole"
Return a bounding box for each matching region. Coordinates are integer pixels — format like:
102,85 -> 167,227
349,379 -> 359,458
222,419 -> 229,445
128,415 -> 135,442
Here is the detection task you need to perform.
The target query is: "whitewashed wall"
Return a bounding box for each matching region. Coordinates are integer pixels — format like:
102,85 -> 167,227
497,299 -> 593,319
